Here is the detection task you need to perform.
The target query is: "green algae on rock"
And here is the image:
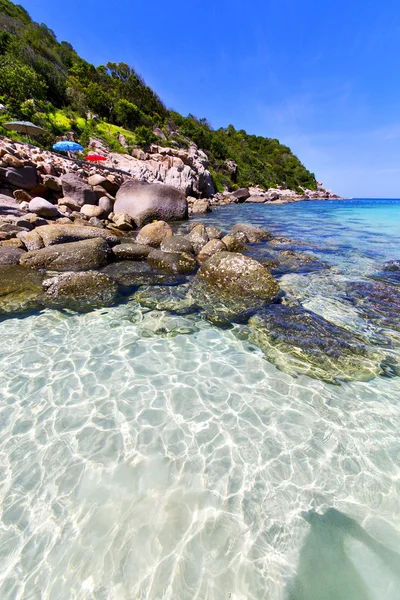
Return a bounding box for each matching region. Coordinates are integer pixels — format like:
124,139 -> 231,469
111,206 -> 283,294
191,251 -> 280,323
135,283 -> 198,315
20,237 -> 111,271
43,271 -> 118,312
0,265 -> 44,315
249,304 -> 390,383
147,249 -> 197,274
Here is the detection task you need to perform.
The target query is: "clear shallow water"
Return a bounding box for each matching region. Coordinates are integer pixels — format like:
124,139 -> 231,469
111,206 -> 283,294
1,199 -> 400,599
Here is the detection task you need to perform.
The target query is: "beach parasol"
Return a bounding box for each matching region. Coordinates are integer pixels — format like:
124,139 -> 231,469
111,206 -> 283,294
3,120 -> 47,137
84,154 -> 107,162
53,141 -> 84,152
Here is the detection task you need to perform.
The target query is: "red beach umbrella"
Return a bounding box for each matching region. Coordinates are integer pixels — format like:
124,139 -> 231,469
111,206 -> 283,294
84,154 -> 107,162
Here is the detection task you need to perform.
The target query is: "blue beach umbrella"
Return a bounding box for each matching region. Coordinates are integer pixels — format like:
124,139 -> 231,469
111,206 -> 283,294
53,141 -> 84,152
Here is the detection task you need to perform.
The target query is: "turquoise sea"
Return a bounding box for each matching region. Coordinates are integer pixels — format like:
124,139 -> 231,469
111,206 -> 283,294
1,199 -> 400,599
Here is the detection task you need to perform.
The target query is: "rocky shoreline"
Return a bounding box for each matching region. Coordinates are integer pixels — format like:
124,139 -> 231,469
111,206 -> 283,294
2,135 -> 396,386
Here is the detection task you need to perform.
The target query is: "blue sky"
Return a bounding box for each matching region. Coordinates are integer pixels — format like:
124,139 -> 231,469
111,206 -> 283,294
21,0 -> 400,197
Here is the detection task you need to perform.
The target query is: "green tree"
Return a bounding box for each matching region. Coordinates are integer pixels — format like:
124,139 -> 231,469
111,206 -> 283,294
0,56 -> 47,101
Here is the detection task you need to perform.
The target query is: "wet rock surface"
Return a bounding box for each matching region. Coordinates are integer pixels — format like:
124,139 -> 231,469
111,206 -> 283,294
191,252 -> 280,323
102,261 -> 185,288
43,271 -> 118,312
0,265 -> 44,315
249,304 -> 390,383
20,237 -> 111,271
147,249 -> 197,274
111,243 -> 151,260
135,283 -> 198,314
345,281 -> 400,333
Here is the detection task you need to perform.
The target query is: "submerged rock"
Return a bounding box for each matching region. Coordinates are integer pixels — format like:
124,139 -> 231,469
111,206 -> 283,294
20,238 -> 111,271
345,281 -> 400,333
191,252 -> 280,323
102,261 -> 184,288
0,265 -> 44,314
135,283 -> 198,314
43,271 -> 118,312
249,304 -> 389,383
147,249 -> 197,274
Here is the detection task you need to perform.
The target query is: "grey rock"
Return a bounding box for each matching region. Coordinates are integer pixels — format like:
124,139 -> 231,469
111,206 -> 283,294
0,166 -> 37,190
114,180 -> 188,227
98,196 -> 114,217
29,197 -> 59,218
186,224 -> 209,254
20,237 -> 111,271
231,188 -> 250,202
0,246 -> 25,264
61,173 -> 97,207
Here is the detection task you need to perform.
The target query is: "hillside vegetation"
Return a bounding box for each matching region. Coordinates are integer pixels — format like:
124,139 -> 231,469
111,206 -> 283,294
0,0 -> 318,192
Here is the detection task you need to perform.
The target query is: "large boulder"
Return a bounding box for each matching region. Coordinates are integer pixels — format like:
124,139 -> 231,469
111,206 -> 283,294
25,224 -> 119,247
249,304 -> 387,383
231,188 -> 250,202
0,194 -> 27,218
191,252 -> 280,323
114,180 -> 188,227
0,246 -> 26,265
29,197 -> 59,218
147,249 -> 197,274
0,166 -> 37,190
0,265 -> 44,314
61,173 -> 97,207
136,221 -> 173,247
43,271 -> 118,312
20,237 -> 111,271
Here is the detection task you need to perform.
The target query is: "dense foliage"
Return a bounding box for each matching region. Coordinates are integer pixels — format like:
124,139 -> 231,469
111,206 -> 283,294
0,0 -> 317,191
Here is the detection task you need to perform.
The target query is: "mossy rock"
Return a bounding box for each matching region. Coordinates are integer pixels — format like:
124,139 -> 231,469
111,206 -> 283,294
249,304 -> 392,383
191,252 -> 280,323
0,265 -> 44,315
